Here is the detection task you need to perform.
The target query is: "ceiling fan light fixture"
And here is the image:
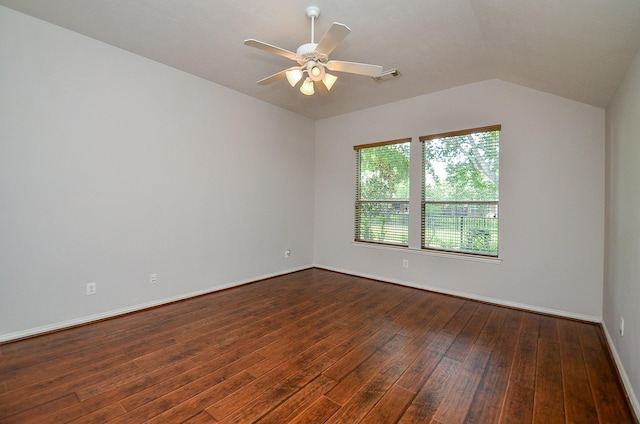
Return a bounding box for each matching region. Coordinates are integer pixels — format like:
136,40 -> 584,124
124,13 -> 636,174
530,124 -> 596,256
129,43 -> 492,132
300,77 -> 315,95
322,72 -> 338,91
307,61 -> 325,82
285,68 -> 303,87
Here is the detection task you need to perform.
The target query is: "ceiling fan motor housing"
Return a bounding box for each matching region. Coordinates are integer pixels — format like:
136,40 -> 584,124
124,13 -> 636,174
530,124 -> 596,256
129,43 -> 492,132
296,43 -> 328,64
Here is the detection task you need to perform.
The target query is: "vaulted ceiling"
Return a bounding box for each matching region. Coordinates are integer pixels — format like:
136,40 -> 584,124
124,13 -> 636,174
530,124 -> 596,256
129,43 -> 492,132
2,0 -> 639,120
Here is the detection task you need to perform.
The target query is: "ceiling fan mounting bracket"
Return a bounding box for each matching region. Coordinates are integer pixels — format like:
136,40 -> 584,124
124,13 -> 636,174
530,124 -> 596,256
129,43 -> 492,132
306,6 -> 320,21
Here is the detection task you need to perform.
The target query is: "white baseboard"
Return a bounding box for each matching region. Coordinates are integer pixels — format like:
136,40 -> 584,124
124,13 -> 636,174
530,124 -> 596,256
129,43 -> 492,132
0,265 -> 312,344
601,322 -> 640,420
314,264 -> 601,323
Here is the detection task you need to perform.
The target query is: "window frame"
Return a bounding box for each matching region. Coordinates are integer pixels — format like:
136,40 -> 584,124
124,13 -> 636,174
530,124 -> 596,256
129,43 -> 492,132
420,125 -> 501,258
354,138 -> 412,247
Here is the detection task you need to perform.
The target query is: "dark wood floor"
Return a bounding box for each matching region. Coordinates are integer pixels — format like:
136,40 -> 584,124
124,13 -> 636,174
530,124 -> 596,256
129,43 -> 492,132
0,268 -> 635,423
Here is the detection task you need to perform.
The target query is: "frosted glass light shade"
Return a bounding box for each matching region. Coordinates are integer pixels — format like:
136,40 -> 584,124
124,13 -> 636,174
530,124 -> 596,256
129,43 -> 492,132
285,69 -> 303,87
307,62 -> 325,82
300,78 -> 315,95
310,65 -> 322,78
322,73 -> 338,91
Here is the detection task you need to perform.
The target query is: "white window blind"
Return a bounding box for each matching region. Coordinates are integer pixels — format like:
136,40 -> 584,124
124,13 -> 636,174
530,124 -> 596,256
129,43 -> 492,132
355,138 -> 411,246
421,125 -> 500,257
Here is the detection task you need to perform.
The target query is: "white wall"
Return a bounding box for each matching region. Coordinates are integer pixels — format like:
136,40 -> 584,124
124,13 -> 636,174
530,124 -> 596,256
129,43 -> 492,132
314,80 -> 605,321
604,46 -> 640,414
0,6 -> 315,340
0,4 -> 613,350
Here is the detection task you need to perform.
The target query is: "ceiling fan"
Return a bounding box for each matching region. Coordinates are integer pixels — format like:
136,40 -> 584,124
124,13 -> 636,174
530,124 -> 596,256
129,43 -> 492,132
244,6 -> 383,96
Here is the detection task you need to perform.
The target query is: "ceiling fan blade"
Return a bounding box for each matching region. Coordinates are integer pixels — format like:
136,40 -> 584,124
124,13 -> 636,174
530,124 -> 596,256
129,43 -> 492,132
315,80 -> 330,96
257,66 -> 303,85
316,23 -> 351,55
326,60 -> 383,77
257,70 -> 287,85
244,39 -> 299,61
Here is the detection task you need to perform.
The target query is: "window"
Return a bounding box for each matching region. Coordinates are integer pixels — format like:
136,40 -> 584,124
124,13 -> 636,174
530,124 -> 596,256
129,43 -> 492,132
421,125 -> 500,256
354,138 -> 411,246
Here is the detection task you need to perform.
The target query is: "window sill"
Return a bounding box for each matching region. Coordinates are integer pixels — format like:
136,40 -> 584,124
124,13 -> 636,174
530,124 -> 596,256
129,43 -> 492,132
352,241 -> 502,264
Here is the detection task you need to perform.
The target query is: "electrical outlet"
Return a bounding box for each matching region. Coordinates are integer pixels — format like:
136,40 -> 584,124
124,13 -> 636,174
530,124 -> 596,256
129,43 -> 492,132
150,273 -> 157,284
403,259 -> 409,268
285,249 -> 291,258
620,317 -> 624,336
86,282 -> 97,296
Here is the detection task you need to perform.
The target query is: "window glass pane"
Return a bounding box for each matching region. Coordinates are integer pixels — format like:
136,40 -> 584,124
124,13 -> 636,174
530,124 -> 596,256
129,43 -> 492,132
424,130 -> 499,201
359,143 -> 410,201
355,141 -> 410,246
422,128 -> 499,256
423,202 -> 498,255
357,201 -> 409,245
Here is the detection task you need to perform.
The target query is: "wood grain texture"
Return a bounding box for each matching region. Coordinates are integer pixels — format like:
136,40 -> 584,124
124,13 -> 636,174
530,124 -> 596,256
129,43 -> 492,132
0,268 -> 635,423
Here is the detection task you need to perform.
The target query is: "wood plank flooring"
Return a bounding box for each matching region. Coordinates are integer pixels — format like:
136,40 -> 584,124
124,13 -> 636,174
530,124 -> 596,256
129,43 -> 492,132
0,268 -> 635,423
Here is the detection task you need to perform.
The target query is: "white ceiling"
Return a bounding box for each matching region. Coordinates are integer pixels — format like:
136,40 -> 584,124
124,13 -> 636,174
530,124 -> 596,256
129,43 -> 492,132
2,0 -> 640,120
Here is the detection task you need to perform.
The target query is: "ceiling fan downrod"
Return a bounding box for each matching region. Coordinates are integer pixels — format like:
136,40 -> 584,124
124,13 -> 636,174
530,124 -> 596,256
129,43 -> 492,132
306,6 -> 320,44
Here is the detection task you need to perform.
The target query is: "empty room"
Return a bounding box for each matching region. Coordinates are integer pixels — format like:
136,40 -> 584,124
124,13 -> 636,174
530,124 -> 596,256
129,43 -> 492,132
1,1 -> 639,422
